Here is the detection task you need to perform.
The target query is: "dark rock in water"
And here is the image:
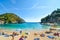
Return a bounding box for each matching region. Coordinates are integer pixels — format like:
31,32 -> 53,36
41,9 -> 60,24
0,13 -> 25,24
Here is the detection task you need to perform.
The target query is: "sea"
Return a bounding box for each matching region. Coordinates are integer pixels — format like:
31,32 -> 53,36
0,22 -> 52,31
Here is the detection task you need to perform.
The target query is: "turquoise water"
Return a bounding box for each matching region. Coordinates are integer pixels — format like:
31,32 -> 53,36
0,22 -> 51,30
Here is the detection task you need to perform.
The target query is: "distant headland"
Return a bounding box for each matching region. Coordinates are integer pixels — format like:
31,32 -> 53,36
0,13 -> 25,24
41,9 -> 60,25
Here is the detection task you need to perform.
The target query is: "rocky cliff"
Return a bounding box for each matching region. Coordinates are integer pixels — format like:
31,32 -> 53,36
41,9 -> 60,24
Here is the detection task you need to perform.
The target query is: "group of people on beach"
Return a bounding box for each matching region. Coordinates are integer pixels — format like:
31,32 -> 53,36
11,28 -> 60,40
19,36 -> 27,40
11,31 -> 27,40
11,35 -> 27,40
1,26 -> 60,40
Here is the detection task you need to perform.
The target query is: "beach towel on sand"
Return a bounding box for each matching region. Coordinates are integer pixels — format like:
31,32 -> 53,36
47,36 -> 54,39
34,38 -> 40,40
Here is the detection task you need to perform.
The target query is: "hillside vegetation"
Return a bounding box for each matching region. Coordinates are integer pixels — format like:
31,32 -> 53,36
0,13 -> 25,24
41,9 -> 60,24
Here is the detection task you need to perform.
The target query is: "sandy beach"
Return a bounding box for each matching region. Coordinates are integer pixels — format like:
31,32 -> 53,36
0,29 -> 60,40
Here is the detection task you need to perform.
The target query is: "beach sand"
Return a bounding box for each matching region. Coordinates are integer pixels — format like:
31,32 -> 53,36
0,29 -> 59,40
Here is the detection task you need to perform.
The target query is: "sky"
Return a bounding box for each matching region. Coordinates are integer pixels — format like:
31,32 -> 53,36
0,0 -> 60,22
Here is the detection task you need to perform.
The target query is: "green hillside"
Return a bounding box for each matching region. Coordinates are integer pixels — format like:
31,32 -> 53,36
41,9 -> 60,24
0,13 -> 25,24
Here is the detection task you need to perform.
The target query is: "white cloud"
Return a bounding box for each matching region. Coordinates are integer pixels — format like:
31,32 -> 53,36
9,0 -> 48,10
21,3 -> 49,10
10,8 -> 22,10
25,18 -> 40,22
26,0 -> 59,9
13,8 -> 21,10
30,2 -> 39,9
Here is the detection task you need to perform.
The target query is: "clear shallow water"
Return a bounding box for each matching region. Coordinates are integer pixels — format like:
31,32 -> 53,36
0,22 -> 51,30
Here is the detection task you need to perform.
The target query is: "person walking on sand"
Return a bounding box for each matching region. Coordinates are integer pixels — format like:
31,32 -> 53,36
11,32 -> 15,40
24,36 -> 27,40
19,36 -> 24,40
11,35 -> 14,40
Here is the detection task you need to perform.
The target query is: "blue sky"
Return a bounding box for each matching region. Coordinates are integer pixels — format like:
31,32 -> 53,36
0,0 -> 60,22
